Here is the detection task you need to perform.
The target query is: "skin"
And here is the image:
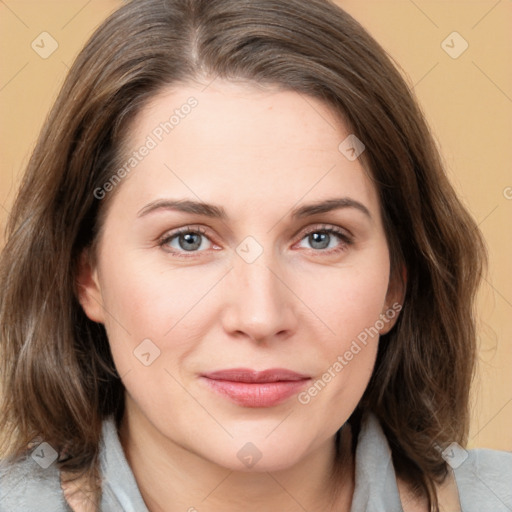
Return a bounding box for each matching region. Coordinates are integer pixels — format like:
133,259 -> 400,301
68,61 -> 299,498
77,79 -> 406,512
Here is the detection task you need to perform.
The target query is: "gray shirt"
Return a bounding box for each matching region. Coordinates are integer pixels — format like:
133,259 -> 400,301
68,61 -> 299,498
1,411 -> 511,511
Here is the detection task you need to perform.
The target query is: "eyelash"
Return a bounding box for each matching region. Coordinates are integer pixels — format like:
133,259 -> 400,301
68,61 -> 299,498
158,224 -> 353,259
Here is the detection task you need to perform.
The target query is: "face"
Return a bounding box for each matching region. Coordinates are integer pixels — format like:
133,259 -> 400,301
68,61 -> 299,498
79,79 -> 402,472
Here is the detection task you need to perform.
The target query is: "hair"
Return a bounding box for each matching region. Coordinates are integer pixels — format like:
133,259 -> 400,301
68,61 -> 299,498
0,0 -> 486,509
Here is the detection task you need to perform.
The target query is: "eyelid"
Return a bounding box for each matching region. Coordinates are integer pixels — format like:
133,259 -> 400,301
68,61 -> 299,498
158,222 -> 354,257
293,223 -> 354,255
157,225 -> 215,253
298,223 -> 353,241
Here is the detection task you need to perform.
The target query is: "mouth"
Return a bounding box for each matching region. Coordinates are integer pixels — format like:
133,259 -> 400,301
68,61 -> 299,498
200,368 -> 311,408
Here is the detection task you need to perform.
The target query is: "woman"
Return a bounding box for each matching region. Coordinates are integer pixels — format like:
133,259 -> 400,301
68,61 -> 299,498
0,0 -> 510,511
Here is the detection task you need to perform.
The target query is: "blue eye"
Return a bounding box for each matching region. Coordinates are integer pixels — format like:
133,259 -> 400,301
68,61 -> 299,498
297,226 -> 353,254
159,224 -> 353,259
159,227 -> 213,257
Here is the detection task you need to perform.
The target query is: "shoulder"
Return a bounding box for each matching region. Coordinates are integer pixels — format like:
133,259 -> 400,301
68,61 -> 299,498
453,446 -> 512,511
0,452 -> 69,512
396,447 -> 512,512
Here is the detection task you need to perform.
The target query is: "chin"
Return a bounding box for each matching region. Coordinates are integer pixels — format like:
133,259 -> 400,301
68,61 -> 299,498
202,433 -> 316,473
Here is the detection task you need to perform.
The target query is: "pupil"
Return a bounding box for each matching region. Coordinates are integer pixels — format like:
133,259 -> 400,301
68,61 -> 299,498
181,233 -> 201,251
311,232 -> 329,249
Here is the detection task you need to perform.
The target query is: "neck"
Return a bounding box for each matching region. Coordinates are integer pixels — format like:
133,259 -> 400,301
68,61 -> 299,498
118,400 -> 355,512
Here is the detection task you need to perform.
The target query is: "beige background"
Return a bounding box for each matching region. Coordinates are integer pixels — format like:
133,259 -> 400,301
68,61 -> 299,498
0,1 -> 510,451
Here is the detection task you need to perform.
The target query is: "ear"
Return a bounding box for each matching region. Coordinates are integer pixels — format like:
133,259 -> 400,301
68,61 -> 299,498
76,249 -> 105,324
379,264 -> 407,335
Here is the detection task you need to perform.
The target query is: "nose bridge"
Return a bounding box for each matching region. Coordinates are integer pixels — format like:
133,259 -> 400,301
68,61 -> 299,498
237,256 -> 279,305
222,241 -> 295,341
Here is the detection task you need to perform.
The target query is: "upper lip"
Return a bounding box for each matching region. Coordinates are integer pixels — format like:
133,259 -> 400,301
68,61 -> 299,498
202,368 -> 310,383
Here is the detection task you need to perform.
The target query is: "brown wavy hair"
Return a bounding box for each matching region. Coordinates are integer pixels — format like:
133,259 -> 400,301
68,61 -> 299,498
0,0 -> 486,509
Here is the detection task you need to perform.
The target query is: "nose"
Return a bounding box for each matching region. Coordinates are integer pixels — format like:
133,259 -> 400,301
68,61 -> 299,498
220,250 -> 298,344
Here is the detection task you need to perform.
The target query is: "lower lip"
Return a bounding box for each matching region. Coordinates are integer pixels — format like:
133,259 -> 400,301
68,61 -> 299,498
202,378 -> 310,407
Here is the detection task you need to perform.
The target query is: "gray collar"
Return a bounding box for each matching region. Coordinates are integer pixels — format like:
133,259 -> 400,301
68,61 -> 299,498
99,411 -> 402,511
349,412 -> 403,511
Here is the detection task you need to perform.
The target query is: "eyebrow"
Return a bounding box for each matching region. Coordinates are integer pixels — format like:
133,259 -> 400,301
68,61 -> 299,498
137,197 -> 372,220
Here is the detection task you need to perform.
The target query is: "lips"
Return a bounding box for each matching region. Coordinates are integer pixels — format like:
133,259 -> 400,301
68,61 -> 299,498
201,368 -> 311,408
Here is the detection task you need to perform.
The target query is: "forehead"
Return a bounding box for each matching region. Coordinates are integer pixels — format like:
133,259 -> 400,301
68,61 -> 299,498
110,79 -> 380,222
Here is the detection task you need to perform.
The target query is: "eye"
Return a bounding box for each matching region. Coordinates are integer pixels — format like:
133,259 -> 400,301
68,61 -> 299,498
158,226 -> 216,258
296,224 -> 353,255
158,224 -> 353,258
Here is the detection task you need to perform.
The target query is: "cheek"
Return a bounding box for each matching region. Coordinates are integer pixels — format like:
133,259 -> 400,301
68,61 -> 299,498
320,273 -> 385,367
98,228 -> 390,386
96,247 -> 226,377
297,256 -> 390,347
292,253 -> 389,410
